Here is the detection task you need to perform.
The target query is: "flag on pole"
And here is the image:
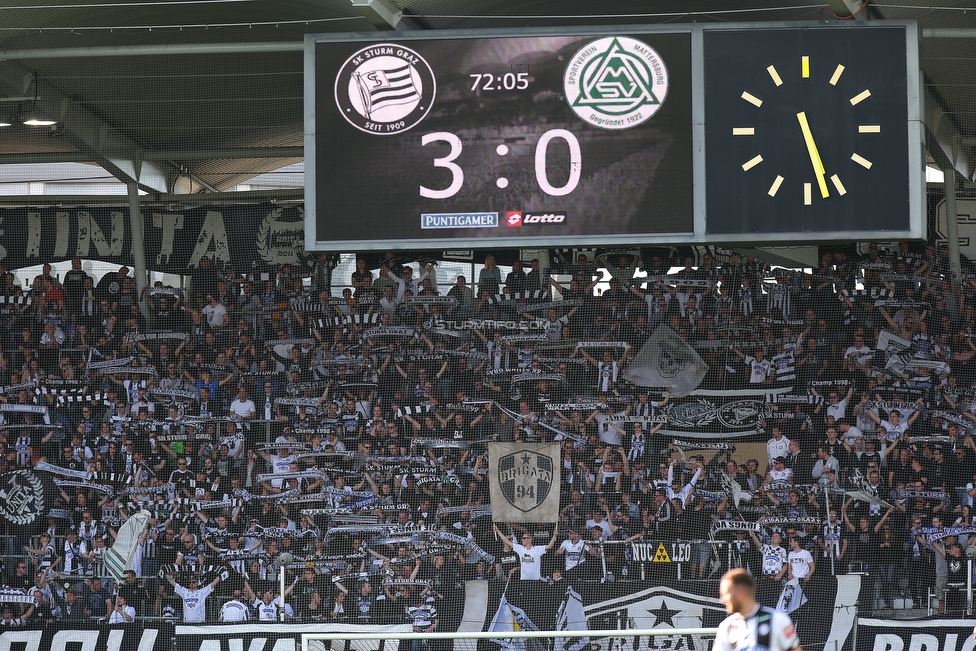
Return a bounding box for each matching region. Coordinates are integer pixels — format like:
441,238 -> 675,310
488,592 -> 544,651
104,509 -> 151,580
776,577 -> 808,613
555,586 -> 590,651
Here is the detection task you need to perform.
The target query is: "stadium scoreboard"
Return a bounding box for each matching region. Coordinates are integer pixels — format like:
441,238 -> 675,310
304,22 -> 924,251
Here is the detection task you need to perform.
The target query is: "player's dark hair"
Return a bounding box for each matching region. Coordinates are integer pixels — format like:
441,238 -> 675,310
722,568 -> 755,593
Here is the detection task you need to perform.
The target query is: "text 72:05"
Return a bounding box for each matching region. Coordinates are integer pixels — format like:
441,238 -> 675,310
469,73 -> 530,91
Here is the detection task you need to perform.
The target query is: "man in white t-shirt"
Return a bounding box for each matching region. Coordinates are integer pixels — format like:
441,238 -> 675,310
786,536 -> 814,583
166,572 -> 222,622
585,508 -> 614,540
733,347 -> 773,384
817,384 -> 855,422
494,524 -> 559,581
539,307 -> 578,341
555,529 -> 595,573
107,594 -> 136,623
229,386 -> 256,424
258,447 -> 297,489
219,591 -> 250,621
763,457 -> 794,491
766,426 -> 791,468
837,420 -> 863,444
202,294 -> 228,331
253,589 -> 287,621
844,335 -> 873,370
867,408 -> 912,439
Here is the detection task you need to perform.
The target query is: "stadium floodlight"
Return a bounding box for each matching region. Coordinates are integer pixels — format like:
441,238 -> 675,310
349,0 -> 404,30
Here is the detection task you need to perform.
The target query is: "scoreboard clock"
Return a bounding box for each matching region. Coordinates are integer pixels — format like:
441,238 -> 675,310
304,23 -> 924,251
703,26 -> 921,236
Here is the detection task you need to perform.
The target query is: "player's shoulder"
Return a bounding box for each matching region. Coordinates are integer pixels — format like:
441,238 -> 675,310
766,608 -> 799,646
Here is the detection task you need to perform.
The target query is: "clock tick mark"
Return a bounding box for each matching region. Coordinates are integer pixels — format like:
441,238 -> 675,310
801,56 -> 810,78
496,177 -> 509,189
851,153 -> 872,169
732,128 -> 755,136
830,174 -> 847,196
803,183 -> 812,206
829,65 -> 845,86
766,65 -> 783,87
858,125 -> 881,133
768,176 -> 784,197
741,155 -> 763,171
496,144 -> 509,156
741,92 -> 762,107
850,89 -> 871,105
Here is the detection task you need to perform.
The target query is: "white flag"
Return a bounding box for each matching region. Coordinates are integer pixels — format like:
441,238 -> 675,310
104,509 -> 151,580
621,325 -> 708,397
489,593 -> 543,651
555,586 -> 589,651
776,577 -> 807,613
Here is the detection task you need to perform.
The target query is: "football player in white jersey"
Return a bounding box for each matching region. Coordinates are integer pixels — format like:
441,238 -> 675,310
714,569 -> 802,651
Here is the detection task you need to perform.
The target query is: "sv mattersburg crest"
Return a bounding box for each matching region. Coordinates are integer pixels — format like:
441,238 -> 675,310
334,43 -> 436,135
563,36 -> 669,130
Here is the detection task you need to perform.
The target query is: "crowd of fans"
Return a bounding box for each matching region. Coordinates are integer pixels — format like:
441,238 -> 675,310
0,242 -> 975,625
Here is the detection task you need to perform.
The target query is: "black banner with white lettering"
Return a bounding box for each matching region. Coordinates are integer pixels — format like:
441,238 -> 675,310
0,204 -> 305,272
463,574 -> 858,651
8,622 -> 173,651
856,620 -> 974,651
174,623 -> 410,651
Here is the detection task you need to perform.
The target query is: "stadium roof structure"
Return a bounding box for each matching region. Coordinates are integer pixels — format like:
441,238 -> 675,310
0,0 -> 972,201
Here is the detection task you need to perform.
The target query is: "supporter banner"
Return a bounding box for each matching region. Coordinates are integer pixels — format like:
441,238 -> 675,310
653,396 -> 774,439
0,204 -> 306,272
5,622 -> 173,651
461,575 -> 858,651
488,442 -> 559,523
175,623 -> 411,651
0,469 -> 60,539
856,619 -> 976,651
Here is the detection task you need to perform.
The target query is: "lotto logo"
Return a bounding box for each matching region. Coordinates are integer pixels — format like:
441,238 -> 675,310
524,212 -> 567,223
506,211 -> 567,226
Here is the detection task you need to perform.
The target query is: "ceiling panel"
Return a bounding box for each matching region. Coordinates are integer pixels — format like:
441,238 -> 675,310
0,0 -> 971,191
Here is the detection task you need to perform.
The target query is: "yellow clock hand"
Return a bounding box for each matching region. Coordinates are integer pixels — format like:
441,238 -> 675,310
796,111 -> 830,199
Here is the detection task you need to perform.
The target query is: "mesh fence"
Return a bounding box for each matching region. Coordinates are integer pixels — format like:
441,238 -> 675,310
0,9 -> 970,645
0,237 -> 965,643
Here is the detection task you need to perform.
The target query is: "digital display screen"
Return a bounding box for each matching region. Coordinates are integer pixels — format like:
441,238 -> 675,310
309,32 -> 694,249
306,23 -> 924,250
703,27 -> 912,235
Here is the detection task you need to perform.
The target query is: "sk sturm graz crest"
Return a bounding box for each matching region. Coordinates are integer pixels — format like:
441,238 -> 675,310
563,36 -> 670,130
0,470 -> 48,535
497,451 -> 554,513
334,43 -> 436,135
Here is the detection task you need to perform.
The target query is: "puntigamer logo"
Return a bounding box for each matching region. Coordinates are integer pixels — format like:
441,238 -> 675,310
563,36 -> 669,130
335,43 -> 436,135
421,213 -> 498,229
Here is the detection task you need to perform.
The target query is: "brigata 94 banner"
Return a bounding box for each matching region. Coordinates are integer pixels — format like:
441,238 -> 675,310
306,30 -> 693,250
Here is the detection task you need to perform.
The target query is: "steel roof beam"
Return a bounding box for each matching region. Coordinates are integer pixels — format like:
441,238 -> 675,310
0,60 -> 180,193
